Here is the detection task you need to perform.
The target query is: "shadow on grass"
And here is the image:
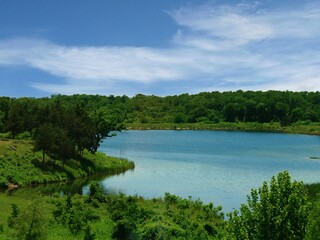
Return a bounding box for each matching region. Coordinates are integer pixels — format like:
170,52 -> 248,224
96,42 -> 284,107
31,158 -> 76,180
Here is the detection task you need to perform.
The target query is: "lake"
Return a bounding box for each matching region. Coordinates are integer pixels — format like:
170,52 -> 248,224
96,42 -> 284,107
89,130 -> 320,213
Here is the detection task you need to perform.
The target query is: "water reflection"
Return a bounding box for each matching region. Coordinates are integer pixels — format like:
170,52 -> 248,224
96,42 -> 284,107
10,169 -> 134,196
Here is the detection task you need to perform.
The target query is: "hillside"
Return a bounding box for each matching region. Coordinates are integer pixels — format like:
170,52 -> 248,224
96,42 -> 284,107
0,139 -> 134,189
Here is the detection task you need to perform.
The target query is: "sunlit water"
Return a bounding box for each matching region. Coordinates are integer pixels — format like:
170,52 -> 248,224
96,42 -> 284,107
91,130 -> 320,213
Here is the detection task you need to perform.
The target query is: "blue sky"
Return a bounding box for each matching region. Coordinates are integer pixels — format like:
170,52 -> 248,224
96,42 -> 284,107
0,0 -> 320,97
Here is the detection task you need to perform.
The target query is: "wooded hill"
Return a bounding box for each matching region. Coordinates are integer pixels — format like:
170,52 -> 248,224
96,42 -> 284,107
1,91 -> 320,134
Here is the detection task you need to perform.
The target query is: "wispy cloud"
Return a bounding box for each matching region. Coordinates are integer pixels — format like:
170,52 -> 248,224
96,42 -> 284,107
1,1 -> 320,95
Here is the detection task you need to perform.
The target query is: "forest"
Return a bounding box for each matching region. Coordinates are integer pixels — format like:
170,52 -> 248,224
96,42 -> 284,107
1,90 -> 320,134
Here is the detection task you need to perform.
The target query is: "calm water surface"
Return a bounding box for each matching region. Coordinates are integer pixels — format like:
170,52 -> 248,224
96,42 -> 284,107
95,130 -> 320,213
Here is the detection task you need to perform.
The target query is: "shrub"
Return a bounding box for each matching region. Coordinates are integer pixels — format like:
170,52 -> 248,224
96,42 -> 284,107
305,194 -> 320,240
227,171 -> 310,240
83,225 -> 96,240
13,200 -> 48,240
112,219 -> 137,240
88,181 -> 105,204
7,203 -> 20,228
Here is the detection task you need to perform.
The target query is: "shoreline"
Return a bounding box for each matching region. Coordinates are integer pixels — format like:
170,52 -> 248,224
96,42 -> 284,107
125,122 -> 320,135
0,140 -> 135,190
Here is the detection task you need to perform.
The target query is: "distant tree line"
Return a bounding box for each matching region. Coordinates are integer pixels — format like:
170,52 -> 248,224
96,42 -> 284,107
123,91 -> 320,126
0,90 -> 319,165
1,91 -> 320,134
0,91 -> 320,146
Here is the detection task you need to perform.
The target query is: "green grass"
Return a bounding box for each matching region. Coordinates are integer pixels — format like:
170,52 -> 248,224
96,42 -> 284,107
0,140 -> 134,189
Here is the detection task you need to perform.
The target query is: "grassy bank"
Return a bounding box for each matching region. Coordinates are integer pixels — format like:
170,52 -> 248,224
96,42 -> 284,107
126,121 -> 320,135
0,139 -> 134,189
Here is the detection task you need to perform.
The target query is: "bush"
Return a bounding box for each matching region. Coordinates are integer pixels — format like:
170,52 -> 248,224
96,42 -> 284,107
13,200 -> 48,240
53,194 -> 99,235
139,222 -> 183,240
112,219 -> 137,240
227,171 -> 310,240
305,194 -> 320,240
88,181 -> 105,204
83,225 -> 96,240
7,203 -> 20,228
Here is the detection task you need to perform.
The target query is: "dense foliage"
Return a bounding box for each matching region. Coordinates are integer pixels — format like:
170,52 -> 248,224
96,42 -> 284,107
1,172 -> 320,239
1,91 -> 320,135
35,183 -> 226,239
226,171 -> 310,240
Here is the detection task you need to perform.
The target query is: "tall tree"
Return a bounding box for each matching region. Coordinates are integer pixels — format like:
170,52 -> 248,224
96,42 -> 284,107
33,123 -> 60,165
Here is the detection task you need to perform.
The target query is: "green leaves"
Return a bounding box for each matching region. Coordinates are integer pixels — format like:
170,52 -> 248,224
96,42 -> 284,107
227,171 -> 310,240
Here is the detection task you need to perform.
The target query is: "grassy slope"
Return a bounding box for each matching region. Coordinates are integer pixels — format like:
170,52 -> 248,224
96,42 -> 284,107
0,140 -> 134,188
126,122 -> 320,135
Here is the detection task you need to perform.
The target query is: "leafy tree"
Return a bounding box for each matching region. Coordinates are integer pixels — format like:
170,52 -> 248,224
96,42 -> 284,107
227,171 -> 310,240
6,101 -> 25,138
53,128 -> 75,168
88,181 -> 105,204
173,112 -> 186,123
0,110 -> 4,132
33,123 -> 58,164
53,194 -> 99,235
89,107 -> 123,153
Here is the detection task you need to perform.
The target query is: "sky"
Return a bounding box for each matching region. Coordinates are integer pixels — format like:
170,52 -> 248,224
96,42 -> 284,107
0,0 -> 320,97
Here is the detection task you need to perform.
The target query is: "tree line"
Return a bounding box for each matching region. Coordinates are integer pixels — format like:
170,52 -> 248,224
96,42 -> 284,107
1,91 -> 320,155
1,91 -> 320,133
1,90 -> 319,166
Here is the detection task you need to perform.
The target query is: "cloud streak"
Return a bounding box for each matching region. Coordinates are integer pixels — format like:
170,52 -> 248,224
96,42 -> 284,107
1,1 -> 320,95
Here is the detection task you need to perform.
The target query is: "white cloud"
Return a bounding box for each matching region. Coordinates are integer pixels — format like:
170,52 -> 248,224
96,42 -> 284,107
1,1 -> 320,95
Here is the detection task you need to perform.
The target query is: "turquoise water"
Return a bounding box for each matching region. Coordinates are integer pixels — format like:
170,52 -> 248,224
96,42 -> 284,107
97,130 -> 320,213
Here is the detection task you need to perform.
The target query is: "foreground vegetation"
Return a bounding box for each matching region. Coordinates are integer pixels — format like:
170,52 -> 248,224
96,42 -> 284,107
0,139 -> 134,189
0,171 -> 319,239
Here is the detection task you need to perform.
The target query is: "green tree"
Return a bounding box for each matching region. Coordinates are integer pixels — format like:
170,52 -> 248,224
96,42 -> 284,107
33,123 -> 58,164
89,107 -> 123,153
53,128 -> 75,168
0,110 -> 4,132
6,101 -> 25,138
88,181 -> 105,204
227,171 -> 310,240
